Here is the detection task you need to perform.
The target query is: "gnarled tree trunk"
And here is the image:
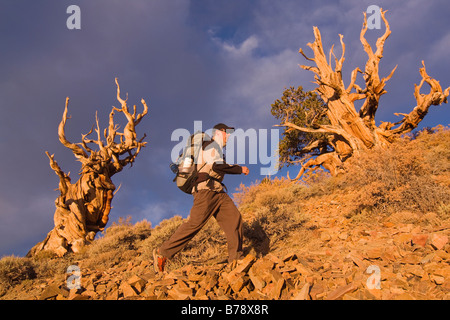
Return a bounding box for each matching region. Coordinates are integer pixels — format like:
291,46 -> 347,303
27,79 -> 148,257
280,8 -> 449,180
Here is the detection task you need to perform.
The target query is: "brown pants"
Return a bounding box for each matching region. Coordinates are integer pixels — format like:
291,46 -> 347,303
159,189 -> 243,262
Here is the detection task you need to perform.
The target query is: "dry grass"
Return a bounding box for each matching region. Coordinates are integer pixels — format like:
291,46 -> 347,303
235,178 -> 310,255
1,126 -> 449,298
338,125 -> 450,222
138,215 -> 228,271
80,217 -> 152,270
0,256 -> 35,296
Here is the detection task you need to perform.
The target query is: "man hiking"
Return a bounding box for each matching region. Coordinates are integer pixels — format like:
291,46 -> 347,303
153,123 -> 249,272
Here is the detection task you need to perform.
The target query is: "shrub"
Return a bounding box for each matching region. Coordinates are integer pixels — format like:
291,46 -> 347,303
0,255 -> 36,296
138,215 -> 184,259
82,217 -> 151,269
234,177 -> 309,254
338,126 -> 450,218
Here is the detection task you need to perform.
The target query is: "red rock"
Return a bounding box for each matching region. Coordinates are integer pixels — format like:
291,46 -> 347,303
248,267 -> 266,291
412,234 -> 428,247
364,288 -> 382,300
349,252 -> 368,270
366,247 -> 383,259
234,254 -> 256,274
325,282 -> 357,300
270,278 -> 285,299
309,283 -> 325,300
393,233 -> 412,246
229,273 -> 247,293
292,282 -> 311,300
430,275 -> 445,285
430,234 -> 448,250
120,282 -> 138,298
167,285 -> 193,300
39,284 -> 62,300
69,293 -> 90,300
105,288 -> 119,300
394,292 -> 416,300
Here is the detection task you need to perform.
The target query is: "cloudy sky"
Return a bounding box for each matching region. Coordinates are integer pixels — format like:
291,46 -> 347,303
1,0 -> 449,257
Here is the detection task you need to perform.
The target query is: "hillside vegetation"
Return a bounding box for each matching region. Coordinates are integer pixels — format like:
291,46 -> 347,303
1,126 -> 449,300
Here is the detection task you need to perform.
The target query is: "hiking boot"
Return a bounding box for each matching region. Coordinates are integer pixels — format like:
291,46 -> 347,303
153,248 -> 167,273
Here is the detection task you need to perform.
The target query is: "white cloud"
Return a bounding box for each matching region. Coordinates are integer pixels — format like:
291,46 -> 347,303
211,34 -> 308,128
221,35 -> 259,57
131,200 -> 190,227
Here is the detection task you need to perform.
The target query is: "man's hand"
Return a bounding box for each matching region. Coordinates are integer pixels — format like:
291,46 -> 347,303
241,166 -> 249,175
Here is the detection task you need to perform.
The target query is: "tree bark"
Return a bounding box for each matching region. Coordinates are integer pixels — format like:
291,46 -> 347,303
27,79 -> 148,257
282,8 -> 449,180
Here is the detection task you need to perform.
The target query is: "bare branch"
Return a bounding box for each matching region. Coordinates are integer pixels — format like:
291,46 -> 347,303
30,79 -> 149,257
58,97 -> 88,160
112,78 -> 148,150
79,124 -> 95,154
375,9 -> 391,58
389,61 -> 450,134
287,152 -> 342,181
278,5 -> 448,184
382,64 -> 397,84
335,34 -> 345,72
275,120 -> 359,152
45,151 -> 70,197
360,11 -> 370,55
346,67 -> 363,94
358,8 -> 395,128
94,112 -> 103,147
328,44 -> 335,68
299,64 -> 320,74
136,98 -> 149,125
361,9 -> 390,60
299,48 -> 315,62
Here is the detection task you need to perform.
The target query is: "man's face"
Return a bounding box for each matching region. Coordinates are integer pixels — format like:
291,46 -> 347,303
215,129 -> 231,146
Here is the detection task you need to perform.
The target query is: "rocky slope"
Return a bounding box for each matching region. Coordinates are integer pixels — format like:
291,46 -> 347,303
2,191 -> 449,300
1,127 -> 449,300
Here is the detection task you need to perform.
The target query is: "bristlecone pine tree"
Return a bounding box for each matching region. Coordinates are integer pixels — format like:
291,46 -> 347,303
28,79 -> 148,257
274,8 -> 449,180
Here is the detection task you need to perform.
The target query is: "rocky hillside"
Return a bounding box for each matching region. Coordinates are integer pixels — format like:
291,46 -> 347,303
1,126 -> 449,300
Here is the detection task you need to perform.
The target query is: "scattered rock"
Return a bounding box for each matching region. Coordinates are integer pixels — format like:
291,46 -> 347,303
412,234 -> 429,247
292,282 -> 311,300
120,281 -> 138,298
5,206 -> 450,301
430,234 -> 448,250
39,284 -> 63,300
326,282 -> 357,300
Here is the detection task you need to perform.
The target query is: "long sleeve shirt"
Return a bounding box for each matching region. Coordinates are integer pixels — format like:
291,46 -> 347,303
194,139 -> 242,192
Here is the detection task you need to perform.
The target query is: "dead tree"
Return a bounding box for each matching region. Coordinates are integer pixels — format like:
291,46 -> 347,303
277,8 -> 449,180
28,79 -> 148,257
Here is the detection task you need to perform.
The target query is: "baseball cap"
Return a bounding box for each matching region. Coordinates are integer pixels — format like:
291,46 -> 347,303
213,123 -> 235,133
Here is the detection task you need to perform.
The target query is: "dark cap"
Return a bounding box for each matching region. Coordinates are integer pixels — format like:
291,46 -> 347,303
213,123 -> 235,133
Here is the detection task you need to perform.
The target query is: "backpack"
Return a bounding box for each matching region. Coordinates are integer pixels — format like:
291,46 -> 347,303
171,131 -> 209,194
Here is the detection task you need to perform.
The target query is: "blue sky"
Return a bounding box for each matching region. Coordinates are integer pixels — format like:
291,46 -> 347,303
0,0 -> 449,257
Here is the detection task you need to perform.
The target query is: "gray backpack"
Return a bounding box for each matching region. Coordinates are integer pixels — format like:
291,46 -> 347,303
172,132 -> 209,194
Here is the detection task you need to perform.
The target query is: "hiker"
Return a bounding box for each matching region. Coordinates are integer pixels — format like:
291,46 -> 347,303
153,123 -> 249,272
